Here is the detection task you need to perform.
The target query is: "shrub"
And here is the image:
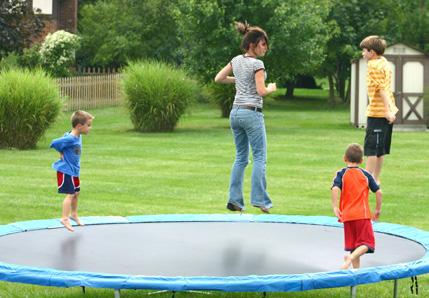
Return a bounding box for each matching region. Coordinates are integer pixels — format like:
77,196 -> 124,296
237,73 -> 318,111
18,44 -> 42,69
0,53 -> 20,71
0,69 -> 62,149
39,30 -> 80,77
207,82 -> 235,118
122,61 -> 198,132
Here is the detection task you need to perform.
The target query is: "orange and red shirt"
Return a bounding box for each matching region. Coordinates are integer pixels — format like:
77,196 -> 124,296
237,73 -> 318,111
332,167 -> 379,222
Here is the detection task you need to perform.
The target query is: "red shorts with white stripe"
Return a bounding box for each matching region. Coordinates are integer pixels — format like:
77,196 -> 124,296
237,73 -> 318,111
57,171 -> 80,194
344,219 -> 375,253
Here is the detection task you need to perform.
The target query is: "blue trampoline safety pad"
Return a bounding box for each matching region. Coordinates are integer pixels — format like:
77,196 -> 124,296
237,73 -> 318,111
0,214 -> 428,292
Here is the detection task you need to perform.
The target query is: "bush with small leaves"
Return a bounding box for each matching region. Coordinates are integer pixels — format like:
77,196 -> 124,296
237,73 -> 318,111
39,30 -> 80,77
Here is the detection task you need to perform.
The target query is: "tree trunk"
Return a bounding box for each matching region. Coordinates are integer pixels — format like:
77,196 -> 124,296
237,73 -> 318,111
344,78 -> 351,104
338,77 -> 346,102
285,81 -> 295,98
328,74 -> 336,106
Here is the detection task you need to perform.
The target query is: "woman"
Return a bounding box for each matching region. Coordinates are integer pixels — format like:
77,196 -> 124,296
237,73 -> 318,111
215,22 -> 277,213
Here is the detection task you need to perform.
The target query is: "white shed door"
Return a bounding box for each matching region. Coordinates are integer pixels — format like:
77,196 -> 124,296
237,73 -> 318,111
402,61 -> 424,122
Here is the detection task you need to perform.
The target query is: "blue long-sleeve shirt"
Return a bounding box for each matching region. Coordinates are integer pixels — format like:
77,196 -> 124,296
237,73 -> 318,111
50,132 -> 82,177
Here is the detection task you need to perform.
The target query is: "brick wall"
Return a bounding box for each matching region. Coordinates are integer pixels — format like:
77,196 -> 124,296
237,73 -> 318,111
34,0 -> 78,43
57,0 -> 78,33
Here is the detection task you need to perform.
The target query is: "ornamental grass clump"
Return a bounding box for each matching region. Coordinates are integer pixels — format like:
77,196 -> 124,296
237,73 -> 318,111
0,69 -> 62,149
123,61 -> 198,132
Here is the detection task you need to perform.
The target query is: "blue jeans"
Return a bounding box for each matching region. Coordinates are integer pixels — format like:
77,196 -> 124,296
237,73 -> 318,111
228,107 -> 272,210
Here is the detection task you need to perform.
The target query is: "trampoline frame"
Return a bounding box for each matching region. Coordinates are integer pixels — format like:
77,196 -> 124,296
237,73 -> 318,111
1,214 -> 429,298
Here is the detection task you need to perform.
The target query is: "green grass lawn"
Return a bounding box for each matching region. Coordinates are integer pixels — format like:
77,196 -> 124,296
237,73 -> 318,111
0,88 -> 428,297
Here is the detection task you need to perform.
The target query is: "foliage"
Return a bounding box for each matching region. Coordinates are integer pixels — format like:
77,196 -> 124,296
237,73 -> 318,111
0,52 -> 19,71
122,61 -> 198,132
319,0 -> 427,103
77,0 -> 180,68
174,1 -> 240,83
17,44 -> 42,69
206,83 -> 235,118
39,30 -> 80,77
264,0 -> 332,82
175,0 -> 332,99
0,0 -> 43,60
0,69 -> 62,149
394,1 -> 429,53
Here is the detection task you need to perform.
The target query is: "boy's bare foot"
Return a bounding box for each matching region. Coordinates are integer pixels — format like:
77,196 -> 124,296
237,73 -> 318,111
70,216 -> 84,226
61,218 -> 74,232
341,255 -> 352,269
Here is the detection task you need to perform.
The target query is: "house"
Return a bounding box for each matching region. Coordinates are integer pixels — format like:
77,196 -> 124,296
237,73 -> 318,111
32,0 -> 78,43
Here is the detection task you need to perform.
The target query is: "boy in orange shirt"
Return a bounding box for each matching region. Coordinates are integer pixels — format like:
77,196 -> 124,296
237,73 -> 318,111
360,35 -> 399,185
331,143 -> 382,269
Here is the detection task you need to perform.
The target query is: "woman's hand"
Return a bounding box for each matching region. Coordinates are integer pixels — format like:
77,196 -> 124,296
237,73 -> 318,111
267,83 -> 277,93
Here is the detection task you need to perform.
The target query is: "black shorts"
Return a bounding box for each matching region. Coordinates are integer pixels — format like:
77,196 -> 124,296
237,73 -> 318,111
364,117 -> 393,157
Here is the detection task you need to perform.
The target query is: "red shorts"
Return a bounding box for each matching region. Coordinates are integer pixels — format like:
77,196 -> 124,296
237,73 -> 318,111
344,219 -> 375,253
57,171 -> 80,194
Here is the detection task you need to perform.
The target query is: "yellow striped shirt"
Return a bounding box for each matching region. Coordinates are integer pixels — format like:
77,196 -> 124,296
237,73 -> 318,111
366,56 -> 399,117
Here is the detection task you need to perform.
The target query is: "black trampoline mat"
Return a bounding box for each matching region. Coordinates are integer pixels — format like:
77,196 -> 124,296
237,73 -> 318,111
0,222 -> 425,276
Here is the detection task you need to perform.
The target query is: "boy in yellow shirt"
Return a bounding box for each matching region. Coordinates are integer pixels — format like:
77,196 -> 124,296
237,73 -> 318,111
359,36 -> 398,185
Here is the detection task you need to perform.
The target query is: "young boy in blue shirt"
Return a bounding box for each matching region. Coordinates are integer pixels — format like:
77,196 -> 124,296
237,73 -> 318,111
50,110 -> 94,232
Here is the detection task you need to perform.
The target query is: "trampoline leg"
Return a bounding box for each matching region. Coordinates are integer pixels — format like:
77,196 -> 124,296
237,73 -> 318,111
81,286 -> 86,294
350,286 -> 357,298
393,279 -> 398,298
114,289 -> 120,298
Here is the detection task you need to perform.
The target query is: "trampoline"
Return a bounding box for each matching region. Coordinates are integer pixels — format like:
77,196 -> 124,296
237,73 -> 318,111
0,214 -> 429,298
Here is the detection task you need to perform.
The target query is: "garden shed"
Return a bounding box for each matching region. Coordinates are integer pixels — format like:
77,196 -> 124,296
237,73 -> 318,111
350,43 -> 429,130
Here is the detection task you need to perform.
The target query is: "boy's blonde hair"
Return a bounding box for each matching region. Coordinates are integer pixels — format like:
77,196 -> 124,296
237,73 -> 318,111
359,35 -> 387,55
345,143 -> 363,163
71,110 -> 94,128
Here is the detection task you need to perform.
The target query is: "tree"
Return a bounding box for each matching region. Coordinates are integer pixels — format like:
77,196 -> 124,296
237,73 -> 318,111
395,0 -> 429,53
175,0 -> 332,98
77,0 -> 180,68
263,0 -> 332,98
0,0 -> 43,60
320,0 -> 412,103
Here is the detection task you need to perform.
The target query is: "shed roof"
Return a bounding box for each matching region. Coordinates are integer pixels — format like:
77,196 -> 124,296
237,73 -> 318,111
385,43 -> 424,56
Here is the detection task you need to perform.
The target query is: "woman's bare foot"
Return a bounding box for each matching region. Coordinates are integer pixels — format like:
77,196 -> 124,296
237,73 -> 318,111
341,255 -> 352,269
70,215 -> 84,226
61,218 -> 74,232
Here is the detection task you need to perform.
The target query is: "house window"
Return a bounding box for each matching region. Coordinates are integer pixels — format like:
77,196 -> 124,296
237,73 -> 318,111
33,0 -> 53,15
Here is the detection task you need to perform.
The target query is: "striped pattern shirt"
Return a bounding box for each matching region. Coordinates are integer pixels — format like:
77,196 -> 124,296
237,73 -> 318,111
230,55 -> 265,108
332,167 -> 379,222
366,56 -> 399,117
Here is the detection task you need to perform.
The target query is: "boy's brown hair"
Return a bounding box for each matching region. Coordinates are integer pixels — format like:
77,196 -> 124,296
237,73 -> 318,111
359,35 -> 387,55
345,143 -> 363,163
71,110 -> 94,128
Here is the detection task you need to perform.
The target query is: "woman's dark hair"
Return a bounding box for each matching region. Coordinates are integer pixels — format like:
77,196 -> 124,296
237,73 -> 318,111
235,21 -> 269,52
